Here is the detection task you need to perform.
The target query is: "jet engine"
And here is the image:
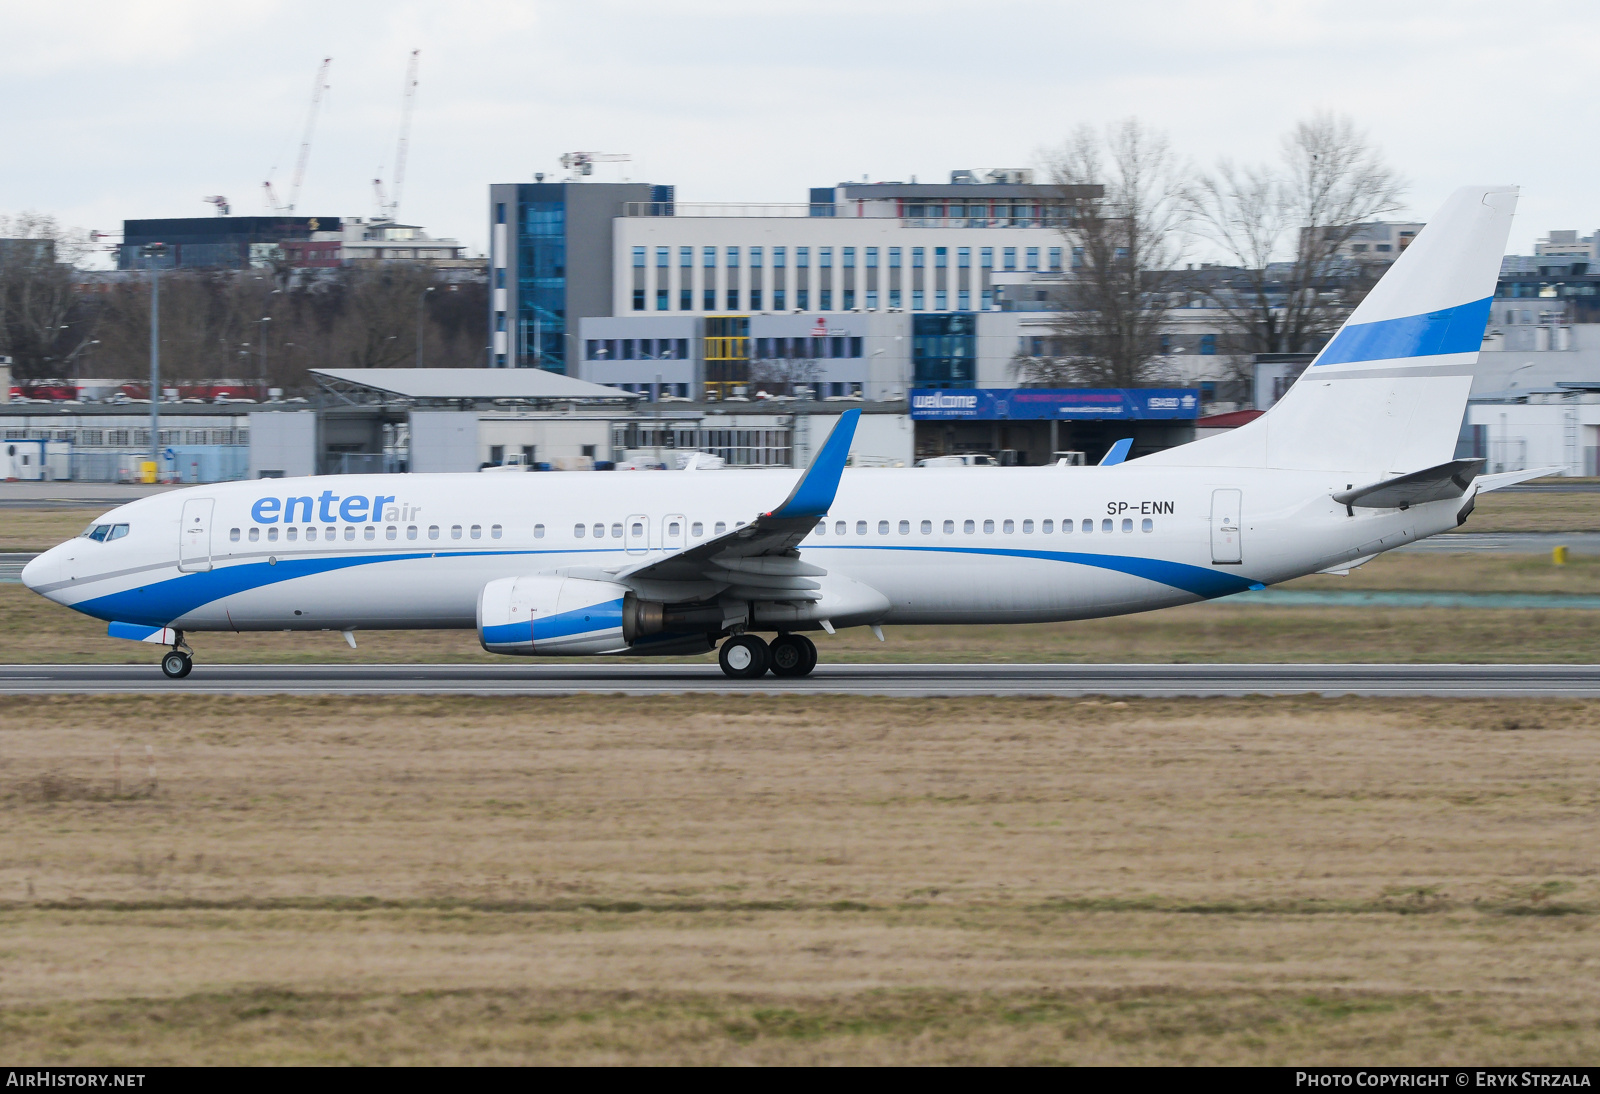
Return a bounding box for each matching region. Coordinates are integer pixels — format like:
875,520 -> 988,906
476,576 -> 721,656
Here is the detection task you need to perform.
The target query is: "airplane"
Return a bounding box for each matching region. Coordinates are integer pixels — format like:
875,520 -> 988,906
22,185 -> 1549,681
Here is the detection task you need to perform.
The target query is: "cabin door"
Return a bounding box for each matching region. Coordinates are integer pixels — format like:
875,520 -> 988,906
1210,489 -> 1242,565
177,498 -> 215,573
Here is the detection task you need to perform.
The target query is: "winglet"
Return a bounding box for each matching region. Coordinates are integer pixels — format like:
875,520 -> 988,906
1100,438 -> 1133,466
769,408 -> 860,519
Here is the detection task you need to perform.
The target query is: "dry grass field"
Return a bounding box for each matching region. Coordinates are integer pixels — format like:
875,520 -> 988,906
1,693 -> 1597,1064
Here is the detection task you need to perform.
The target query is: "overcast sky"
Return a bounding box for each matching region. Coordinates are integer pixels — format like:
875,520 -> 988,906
2,0 -> 1594,264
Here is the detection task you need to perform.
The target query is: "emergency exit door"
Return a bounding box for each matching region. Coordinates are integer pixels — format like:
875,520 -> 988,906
177,498 -> 215,573
625,514 -> 650,554
1210,489 -> 1243,565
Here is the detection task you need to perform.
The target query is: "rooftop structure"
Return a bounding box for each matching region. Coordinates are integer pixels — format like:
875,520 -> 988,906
310,367 -> 643,407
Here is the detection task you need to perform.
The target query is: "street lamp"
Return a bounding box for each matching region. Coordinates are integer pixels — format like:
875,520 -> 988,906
139,243 -> 168,472
258,315 -> 272,394
416,286 -> 435,368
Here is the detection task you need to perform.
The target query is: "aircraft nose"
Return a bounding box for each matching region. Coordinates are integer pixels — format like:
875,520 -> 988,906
20,549 -> 56,592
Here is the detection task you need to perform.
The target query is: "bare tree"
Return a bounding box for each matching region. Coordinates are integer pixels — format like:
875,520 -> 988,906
0,212 -> 97,381
1188,112 -> 1406,355
338,263 -> 437,369
1020,119 -> 1190,387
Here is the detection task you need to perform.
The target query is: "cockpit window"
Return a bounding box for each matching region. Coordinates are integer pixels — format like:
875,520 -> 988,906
108,524 -> 129,541
85,524 -> 110,542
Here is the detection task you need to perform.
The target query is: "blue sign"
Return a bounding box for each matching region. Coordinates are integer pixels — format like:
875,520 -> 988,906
909,388 -> 1199,421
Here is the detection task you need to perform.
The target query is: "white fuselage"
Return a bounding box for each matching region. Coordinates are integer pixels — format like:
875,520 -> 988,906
23,464 -> 1461,638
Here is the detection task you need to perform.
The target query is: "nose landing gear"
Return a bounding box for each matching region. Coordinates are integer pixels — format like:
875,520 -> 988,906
160,631 -> 193,679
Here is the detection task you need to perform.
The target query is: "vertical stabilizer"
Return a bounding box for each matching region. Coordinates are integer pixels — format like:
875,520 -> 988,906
1145,186 -> 1518,473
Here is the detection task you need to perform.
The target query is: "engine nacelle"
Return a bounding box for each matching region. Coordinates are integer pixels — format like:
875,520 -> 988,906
478,576 -> 630,655
477,576 -> 725,657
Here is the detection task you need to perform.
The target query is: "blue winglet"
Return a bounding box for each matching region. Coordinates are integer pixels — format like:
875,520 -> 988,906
769,408 -> 860,518
1100,438 -> 1133,466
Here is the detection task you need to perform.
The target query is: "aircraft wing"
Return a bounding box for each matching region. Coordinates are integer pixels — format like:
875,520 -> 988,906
606,408 -> 861,601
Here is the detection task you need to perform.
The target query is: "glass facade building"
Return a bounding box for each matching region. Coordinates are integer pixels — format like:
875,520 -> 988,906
517,198 -> 567,373
912,313 -> 977,388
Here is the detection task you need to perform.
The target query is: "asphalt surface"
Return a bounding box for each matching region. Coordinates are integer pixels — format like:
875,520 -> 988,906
5,662 -> 1600,697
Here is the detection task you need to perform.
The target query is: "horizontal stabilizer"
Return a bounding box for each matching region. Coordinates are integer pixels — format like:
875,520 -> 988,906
1333,458 -> 1484,509
1475,466 -> 1563,493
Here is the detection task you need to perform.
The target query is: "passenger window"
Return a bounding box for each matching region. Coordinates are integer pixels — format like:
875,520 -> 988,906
407,525 -> 418,540
834,521 -> 845,535
344,527 -> 356,541
471,525 -> 482,540
1082,519 -> 1093,534
1059,519 -> 1070,534
814,521 -> 825,535
691,522 -> 703,536
1022,519 -> 1033,534
1101,519 -> 1113,533
108,524 -> 129,541
267,527 -> 279,542
921,520 -> 932,535
491,525 -> 502,539
286,527 -> 298,542
1042,520 -> 1053,533
385,525 -> 397,541
452,525 -> 463,539
715,521 -> 727,534
428,525 -> 440,540
669,521 -> 681,536
248,527 -> 260,542
983,519 -> 995,534
1142,517 -> 1153,532
230,528 -> 241,542
1003,519 -> 1014,534
1122,518 -> 1133,533
306,527 -> 318,542
574,524 -> 585,538
898,520 -> 909,535
593,523 -> 605,538
326,526 -> 336,541
612,523 -> 624,538
856,521 -> 867,535
943,519 -> 954,534
963,519 -> 975,534
534,524 -> 545,539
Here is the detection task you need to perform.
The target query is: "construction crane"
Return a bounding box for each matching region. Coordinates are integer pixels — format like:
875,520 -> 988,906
372,49 -> 421,222
202,196 -> 230,216
560,152 -> 631,179
263,56 -> 332,214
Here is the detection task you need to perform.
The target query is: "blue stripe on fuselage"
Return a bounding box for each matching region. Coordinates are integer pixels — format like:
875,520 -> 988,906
66,543 -> 1254,627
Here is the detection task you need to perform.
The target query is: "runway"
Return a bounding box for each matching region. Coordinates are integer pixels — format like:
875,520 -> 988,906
6,661 -> 1600,697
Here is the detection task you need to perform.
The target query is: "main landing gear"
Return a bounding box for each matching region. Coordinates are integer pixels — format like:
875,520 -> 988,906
160,631 -> 193,679
718,633 -> 817,679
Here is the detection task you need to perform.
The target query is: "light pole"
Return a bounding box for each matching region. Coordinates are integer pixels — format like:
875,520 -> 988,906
416,285 -> 434,368
258,315 -> 272,394
140,243 -> 167,473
